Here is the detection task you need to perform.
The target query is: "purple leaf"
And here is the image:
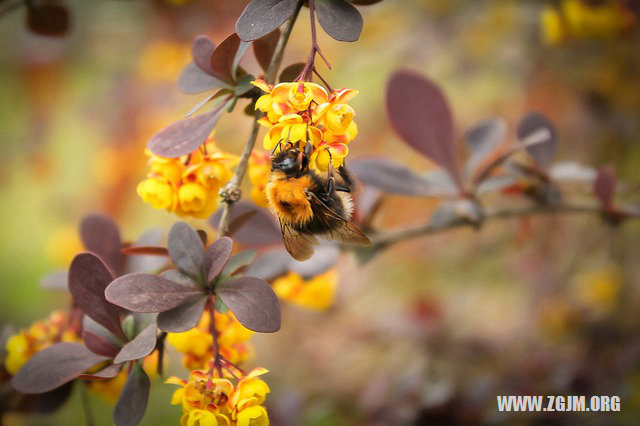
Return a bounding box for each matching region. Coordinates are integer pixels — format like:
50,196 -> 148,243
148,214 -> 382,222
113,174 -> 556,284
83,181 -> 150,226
517,112 -> 557,171
351,157 -> 456,197
210,33 -> 244,84
210,202 -> 282,246
157,294 -> 208,333
78,363 -> 124,380
386,70 -> 462,188
246,248 -> 290,281
147,100 -> 228,158
83,330 -> 121,358
122,246 -> 168,256
279,62 -> 305,83
113,364 -> 150,426
40,269 -> 68,291
12,343 -> 109,394
192,35 -> 217,74
205,237 -> 233,283
236,0 -> 298,42
464,117 -> 507,174
68,253 -> 124,339
114,323 -> 157,365
594,167 -> 616,210
80,213 -> 123,275
168,222 -> 206,279
178,62 -> 230,95
315,0 -> 363,42
106,273 -> 204,313
216,276 -> 281,333
253,29 -> 281,72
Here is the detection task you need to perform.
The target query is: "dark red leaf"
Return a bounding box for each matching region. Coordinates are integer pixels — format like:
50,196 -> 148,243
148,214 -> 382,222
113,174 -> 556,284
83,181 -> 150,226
69,253 -> 124,339
236,0 -> 298,42
114,324 -> 157,365
122,246 -> 168,256
78,363 -> 123,380
40,269 -> 68,290
80,213 -> 123,275
26,1 -> 70,37
216,276 -> 281,333
197,230 -> 208,247
191,35 -> 217,74
351,157 -> 457,196
168,222 -> 206,279
253,29 -> 281,72
12,343 -> 109,394
147,100 -> 228,158
386,70 -> 462,188
105,273 -> 204,313
205,237 -> 233,283
315,0 -> 363,42
113,364 -> 150,426
210,33 -> 244,84
178,62 -> 230,95
82,330 -> 120,358
278,62 -> 305,82
157,294 -> 208,333
517,112 -> 557,171
594,167 -> 616,210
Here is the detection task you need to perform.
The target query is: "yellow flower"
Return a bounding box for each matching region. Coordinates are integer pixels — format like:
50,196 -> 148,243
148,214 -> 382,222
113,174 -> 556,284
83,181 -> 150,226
273,269 -> 338,311
262,115 -> 322,152
563,0 -> 632,39
4,311 -> 80,375
181,409 -> 227,426
137,178 -> 175,210
310,142 -> 349,172
236,405 -> 269,426
248,150 -> 271,208
138,138 -> 237,218
574,265 -> 622,315
168,311 -> 253,370
540,6 -> 566,45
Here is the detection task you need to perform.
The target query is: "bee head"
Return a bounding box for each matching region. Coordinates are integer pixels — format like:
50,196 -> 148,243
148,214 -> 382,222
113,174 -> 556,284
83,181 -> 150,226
272,148 -> 302,174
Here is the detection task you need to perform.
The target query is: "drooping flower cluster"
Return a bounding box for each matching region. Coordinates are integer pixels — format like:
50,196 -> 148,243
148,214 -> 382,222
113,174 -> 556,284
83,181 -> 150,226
4,311 -> 80,375
540,0 -> 636,45
273,269 -> 338,311
248,150 -> 271,208
168,310 -> 253,370
137,138 -> 238,218
167,367 -> 270,426
253,80 -> 358,172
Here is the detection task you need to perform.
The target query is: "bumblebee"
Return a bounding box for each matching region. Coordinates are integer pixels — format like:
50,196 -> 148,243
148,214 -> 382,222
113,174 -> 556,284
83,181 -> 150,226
266,145 -> 370,261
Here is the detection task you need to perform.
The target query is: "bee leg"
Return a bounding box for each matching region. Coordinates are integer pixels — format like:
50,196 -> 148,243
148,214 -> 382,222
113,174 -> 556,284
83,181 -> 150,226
335,184 -> 351,193
300,141 -> 313,172
325,151 -> 336,197
337,165 -> 354,189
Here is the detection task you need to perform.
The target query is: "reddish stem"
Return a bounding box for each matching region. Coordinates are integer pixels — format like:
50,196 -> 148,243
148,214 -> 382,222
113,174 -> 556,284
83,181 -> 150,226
207,296 -> 223,378
297,0 -> 332,83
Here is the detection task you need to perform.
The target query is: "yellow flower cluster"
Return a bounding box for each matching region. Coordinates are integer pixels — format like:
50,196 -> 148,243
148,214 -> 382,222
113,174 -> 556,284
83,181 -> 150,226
167,367 -> 270,426
248,150 -> 271,208
167,310 -> 253,370
540,0 -> 635,45
253,79 -> 358,172
87,352 -> 159,403
137,139 -> 238,218
273,269 -> 338,311
4,311 -> 79,375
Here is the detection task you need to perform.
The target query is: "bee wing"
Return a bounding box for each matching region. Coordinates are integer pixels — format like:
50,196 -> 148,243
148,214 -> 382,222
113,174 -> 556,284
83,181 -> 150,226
308,193 -> 371,246
280,220 -> 318,261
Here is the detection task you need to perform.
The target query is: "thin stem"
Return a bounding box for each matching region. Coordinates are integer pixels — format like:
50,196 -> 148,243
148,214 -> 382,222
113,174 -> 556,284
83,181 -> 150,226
297,0 -> 332,82
207,296 -> 223,378
80,384 -> 95,426
370,202 -> 605,249
217,0 -> 304,237
156,331 -> 167,377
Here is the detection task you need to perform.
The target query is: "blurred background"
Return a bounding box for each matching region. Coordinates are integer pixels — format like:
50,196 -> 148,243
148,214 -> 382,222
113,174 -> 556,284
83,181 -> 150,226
1,0 -> 640,424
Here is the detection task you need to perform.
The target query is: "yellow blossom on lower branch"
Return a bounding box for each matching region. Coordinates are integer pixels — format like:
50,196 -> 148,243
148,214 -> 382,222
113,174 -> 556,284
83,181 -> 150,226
168,310 -> 253,370
248,150 -> 271,208
167,367 -> 270,426
273,269 -> 338,311
137,138 -> 238,218
4,310 -> 80,375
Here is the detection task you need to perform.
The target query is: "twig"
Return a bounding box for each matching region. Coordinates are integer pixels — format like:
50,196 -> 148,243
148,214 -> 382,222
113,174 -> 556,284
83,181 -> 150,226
80,384 -> 95,426
156,331 -> 167,377
217,0 -> 304,237
297,0 -> 332,82
207,296 -> 223,378
370,202 -> 604,249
